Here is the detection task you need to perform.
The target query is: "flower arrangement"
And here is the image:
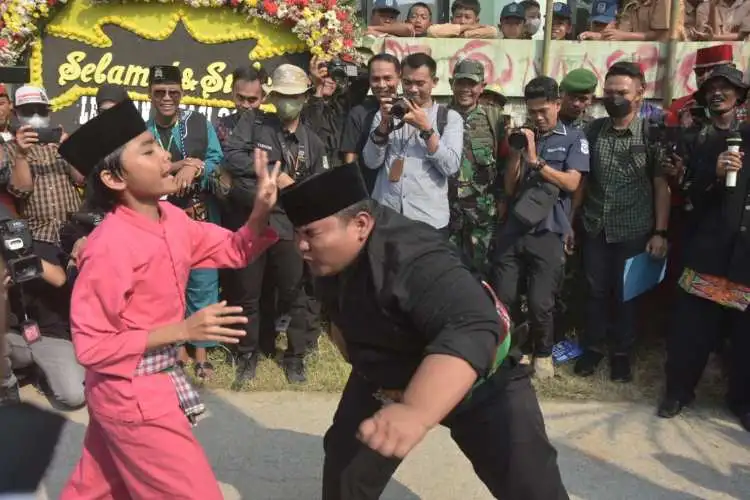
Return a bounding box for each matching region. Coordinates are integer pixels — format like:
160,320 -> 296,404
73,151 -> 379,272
1,0 -> 361,66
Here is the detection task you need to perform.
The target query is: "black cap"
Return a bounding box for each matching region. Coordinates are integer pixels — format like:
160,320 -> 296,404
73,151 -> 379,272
695,65 -> 749,106
280,163 -> 369,227
96,84 -> 129,107
59,99 -> 147,176
148,65 -> 182,85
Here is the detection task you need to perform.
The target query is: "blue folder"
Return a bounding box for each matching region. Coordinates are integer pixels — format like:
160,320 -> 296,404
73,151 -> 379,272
623,252 -> 667,302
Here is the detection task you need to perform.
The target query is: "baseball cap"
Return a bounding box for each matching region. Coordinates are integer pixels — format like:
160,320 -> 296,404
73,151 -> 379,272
263,64 -> 311,95
590,0 -> 616,23
452,59 -> 485,83
501,3 -> 525,20
373,0 -> 400,14
14,85 -> 50,107
552,2 -> 573,19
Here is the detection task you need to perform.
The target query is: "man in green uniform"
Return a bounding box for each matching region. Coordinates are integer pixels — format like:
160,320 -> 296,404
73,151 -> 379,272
448,59 -> 505,277
559,68 -> 598,130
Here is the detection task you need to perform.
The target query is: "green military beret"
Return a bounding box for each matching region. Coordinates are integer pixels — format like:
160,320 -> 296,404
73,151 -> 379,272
560,68 -> 598,93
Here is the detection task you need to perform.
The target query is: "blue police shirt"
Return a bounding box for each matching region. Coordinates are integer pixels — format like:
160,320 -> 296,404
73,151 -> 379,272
532,121 -> 590,236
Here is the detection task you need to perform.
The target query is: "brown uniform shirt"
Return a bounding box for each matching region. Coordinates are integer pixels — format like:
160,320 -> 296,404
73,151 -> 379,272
618,0 -> 673,34
696,0 -> 750,35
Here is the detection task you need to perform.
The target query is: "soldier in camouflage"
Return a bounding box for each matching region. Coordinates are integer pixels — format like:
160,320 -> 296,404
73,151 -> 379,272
448,59 -> 505,277
559,68 -> 598,130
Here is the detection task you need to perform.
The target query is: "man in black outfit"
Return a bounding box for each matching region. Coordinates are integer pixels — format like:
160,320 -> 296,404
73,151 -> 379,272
223,64 -> 329,385
280,163 -> 568,500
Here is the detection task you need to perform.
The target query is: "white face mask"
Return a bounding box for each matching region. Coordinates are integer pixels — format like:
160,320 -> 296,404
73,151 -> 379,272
19,113 -> 50,128
526,18 -> 542,34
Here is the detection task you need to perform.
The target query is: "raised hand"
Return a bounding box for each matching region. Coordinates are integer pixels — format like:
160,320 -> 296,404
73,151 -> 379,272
253,147 -> 281,214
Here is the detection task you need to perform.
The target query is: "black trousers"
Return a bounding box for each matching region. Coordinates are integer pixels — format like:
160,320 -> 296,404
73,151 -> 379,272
665,289 -> 750,413
491,231 -> 564,357
581,231 -> 647,355
220,239 -> 307,359
322,368 -> 568,500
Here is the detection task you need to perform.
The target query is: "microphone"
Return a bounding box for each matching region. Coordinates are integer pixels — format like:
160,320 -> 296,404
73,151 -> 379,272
725,133 -> 742,188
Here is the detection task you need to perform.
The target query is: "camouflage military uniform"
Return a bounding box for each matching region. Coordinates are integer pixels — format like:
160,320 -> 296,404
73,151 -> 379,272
448,104 -> 501,276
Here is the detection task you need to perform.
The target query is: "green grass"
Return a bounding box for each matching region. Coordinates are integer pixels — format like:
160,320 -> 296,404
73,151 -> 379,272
189,331 -> 726,405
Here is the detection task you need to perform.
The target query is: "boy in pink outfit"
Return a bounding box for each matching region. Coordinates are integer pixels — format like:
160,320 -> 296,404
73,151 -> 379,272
57,99 -> 280,499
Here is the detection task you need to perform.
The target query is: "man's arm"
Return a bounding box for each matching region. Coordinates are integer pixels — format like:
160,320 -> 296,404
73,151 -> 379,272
653,175 -> 671,231
221,111 -> 260,208
5,143 -> 33,196
424,110 -> 462,177
362,113 -> 389,170
368,23 -> 416,37
538,133 -> 589,193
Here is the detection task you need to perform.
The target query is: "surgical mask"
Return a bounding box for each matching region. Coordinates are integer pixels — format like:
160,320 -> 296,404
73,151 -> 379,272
526,18 -> 542,35
274,97 -> 304,121
19,113 -> 50,128
602,95 -> 632,119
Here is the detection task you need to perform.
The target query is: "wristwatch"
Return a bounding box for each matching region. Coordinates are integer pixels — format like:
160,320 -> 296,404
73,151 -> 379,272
419,128 -> 435,141
653,229 -> 668,238
531,159 -> 546,171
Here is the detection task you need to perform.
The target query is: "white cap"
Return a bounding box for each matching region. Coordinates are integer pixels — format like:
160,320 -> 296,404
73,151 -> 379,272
14,85 -> 50,107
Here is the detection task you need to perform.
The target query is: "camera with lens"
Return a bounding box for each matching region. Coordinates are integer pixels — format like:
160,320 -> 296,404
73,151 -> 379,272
508,128 -> 531,150
326,59 -> 366,86
647,119 -> 682,156
0,217 -> 42,284
390,97 -> 411,120
60,211 -> 105,256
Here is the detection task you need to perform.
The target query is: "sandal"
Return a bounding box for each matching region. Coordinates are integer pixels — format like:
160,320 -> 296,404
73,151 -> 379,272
194,361 -> 215,380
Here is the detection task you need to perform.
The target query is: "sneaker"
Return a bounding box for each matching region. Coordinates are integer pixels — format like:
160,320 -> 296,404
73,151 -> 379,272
533,356 -> 555,380
283,359 -> 307,384
609,354 -> 633,383
573,349 -> 604,377
231,352 -> 259,390
657,397 -> 686,419
0,383 -> 20,406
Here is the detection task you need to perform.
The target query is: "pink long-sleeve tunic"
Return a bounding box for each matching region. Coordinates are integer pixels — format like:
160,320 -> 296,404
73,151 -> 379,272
71,202 -> 277,422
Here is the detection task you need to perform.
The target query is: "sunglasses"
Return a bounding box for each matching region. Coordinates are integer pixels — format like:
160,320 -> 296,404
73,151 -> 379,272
152,89 -> 182,100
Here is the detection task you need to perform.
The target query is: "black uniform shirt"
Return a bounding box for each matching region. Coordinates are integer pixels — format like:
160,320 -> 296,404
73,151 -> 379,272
224,112 -> 329,239
314,205 -> 501,389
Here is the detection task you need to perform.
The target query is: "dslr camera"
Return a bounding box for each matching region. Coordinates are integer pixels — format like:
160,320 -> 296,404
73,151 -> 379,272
508,127 -> 532,150
0,217 -> 42,283
326,59 -> 367,90
647,119 -> 682,156
60,211 -> 105,255
390,96 -> 411,120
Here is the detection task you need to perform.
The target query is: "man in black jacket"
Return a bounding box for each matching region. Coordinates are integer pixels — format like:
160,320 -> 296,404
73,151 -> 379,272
280,163 -> 568,500
659,66 -> 750,431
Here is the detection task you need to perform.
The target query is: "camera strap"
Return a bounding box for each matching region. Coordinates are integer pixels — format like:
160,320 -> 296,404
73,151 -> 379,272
277,127 -> 307,179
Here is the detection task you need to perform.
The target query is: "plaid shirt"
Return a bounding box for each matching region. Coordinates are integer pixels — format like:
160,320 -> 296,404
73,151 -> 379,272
582,117 -> 662,243
2,142 -> 82,244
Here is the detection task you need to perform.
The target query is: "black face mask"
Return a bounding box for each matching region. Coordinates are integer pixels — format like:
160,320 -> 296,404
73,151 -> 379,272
603,95 -> 632,118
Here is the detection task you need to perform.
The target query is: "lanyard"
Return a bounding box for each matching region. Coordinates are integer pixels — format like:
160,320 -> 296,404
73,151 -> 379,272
277,129 -> 307,178
152,117 -> 187,159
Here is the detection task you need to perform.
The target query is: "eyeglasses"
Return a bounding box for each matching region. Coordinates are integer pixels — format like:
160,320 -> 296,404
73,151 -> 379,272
152,89 -> 182,100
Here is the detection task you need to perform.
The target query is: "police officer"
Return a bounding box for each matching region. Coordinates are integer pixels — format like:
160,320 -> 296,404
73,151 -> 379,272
491,76 -> 589,380
223,64 -> 329,385
279,163 -> 569,500
448,59 -> 504,276
559,68 -> 597,130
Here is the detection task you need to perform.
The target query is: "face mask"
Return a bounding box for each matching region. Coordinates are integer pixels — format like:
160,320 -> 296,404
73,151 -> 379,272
526,18 -> 542,34
274,97 -> 304,121
19,113 -> 50,128
602,95 -> 632,118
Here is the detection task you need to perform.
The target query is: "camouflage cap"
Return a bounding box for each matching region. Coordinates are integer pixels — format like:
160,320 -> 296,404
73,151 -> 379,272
263,64 -> 311,96
453,59 -> 485,83
560,68 -> 598,93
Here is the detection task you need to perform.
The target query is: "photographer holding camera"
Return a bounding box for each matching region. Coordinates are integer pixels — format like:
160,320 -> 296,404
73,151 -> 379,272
363,52 -> 463,233
2,86 -> 83,247
0,201 -> 84,408
492,76 -> 589,380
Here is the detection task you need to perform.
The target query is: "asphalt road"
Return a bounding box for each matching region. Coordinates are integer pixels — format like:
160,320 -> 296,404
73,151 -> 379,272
26,387 -> 750,499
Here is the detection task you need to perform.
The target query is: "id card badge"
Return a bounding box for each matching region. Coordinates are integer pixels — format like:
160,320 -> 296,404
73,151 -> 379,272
389,157 -> 405,182
21,319 -> 41,345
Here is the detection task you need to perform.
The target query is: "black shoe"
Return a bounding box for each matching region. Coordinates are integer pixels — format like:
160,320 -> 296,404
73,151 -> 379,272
610,354 -> 632,383
0,383 -> 20,406
231,352 -> 259,390
284,359 -> 307,384
657,397 -> 686,419
574,350 -> 604,377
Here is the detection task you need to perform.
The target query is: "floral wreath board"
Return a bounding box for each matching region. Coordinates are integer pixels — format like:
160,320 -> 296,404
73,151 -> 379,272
1,0 -> 362,111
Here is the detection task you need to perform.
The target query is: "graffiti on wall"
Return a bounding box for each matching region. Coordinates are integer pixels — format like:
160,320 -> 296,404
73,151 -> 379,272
370,38 -> 749,98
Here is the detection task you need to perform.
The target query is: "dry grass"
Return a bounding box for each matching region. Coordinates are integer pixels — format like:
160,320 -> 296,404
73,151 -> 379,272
191,330 -> 727,405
